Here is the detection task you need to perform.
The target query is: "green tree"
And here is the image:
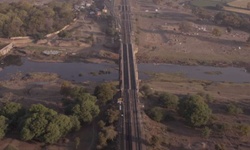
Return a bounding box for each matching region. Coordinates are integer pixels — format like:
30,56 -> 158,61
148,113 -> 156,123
69,116 -> 81,131
60,82 -> 87,98
94,83 -> 116,105
42,123 -> 61,144
70,93 -> 100,123
3,16 -> 24,37
159,92 -> 179,109
178,95 -> 212,127
52,114 -> 73,136
0,102 -> 25,126
148,107 -> 165,122
0,115 -> 8,139
98,120 -> 106,128
20,104 -> 76,143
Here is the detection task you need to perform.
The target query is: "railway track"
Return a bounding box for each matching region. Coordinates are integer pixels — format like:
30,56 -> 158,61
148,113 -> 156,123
119,0 -> 143,149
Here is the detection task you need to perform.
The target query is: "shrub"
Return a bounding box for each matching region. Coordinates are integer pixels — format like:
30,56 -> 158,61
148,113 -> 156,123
215,143 -> 225,150
201,127 -> 211,138
159,92 -> 179,110
226,103 -> 243,115
140,84 -> 153,97
212,28 -> 222,36
236,124 -> 250,136
148,107 -> 165,122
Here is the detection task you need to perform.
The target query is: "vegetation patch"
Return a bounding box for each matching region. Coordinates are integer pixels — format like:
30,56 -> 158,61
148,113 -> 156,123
0,1 -> 75,39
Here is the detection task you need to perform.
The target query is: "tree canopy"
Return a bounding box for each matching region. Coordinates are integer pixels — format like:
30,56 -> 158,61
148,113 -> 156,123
0,1 -> 75,39
178,95 -> 212,127
148,107 -> 165,122
0,102 -> 25,126
159,92 -> 179,110
94,83 -> 116,105
69,93 -> 100,123
19,104 -> 79,143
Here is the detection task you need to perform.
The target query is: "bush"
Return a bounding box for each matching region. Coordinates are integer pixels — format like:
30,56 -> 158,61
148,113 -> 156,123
140,84 -> 153,97
148,107 -> 165,122
97,125 -> 117,149
178,95 -> 212,127
236,124 -> 250,136
212,28 -> 222,36
159,92 -> 179,110
215,143 -> 225,150
201,127 -> 211,138
226,103 -> 243,115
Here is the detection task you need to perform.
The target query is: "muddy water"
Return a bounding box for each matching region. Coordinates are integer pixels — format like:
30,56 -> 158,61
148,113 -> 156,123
1,56 -> 250,83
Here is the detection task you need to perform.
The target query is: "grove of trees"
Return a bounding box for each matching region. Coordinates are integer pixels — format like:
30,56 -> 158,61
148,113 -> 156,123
0,1 -> 75,39
141,85 -> 212,127
0,82 -> 103,144
20,104 -> 80,143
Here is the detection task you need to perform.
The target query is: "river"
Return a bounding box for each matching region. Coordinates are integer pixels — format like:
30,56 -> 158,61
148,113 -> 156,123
0,56 -> 250,83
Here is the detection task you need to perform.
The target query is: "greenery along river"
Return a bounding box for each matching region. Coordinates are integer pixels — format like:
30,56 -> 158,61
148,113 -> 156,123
0,56 -> 250,83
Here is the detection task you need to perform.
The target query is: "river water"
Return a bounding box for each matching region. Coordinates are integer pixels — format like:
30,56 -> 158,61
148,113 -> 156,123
0,56 -> 250,83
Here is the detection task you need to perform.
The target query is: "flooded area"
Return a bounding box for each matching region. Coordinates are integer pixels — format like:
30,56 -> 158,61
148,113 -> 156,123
1,56 -> 250,83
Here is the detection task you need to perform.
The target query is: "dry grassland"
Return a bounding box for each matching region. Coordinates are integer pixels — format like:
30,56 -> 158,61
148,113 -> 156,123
227,0 -> 249,8
223,6 -> 250,15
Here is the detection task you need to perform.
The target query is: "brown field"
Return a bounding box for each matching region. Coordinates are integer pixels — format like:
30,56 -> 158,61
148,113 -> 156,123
223,6 -> 250,15
135,0 -> 250,67
227,0 -> 249,8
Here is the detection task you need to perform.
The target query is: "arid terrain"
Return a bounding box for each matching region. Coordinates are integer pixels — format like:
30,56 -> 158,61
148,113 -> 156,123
0,0 -> 250,150
134,0 -> 250,68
